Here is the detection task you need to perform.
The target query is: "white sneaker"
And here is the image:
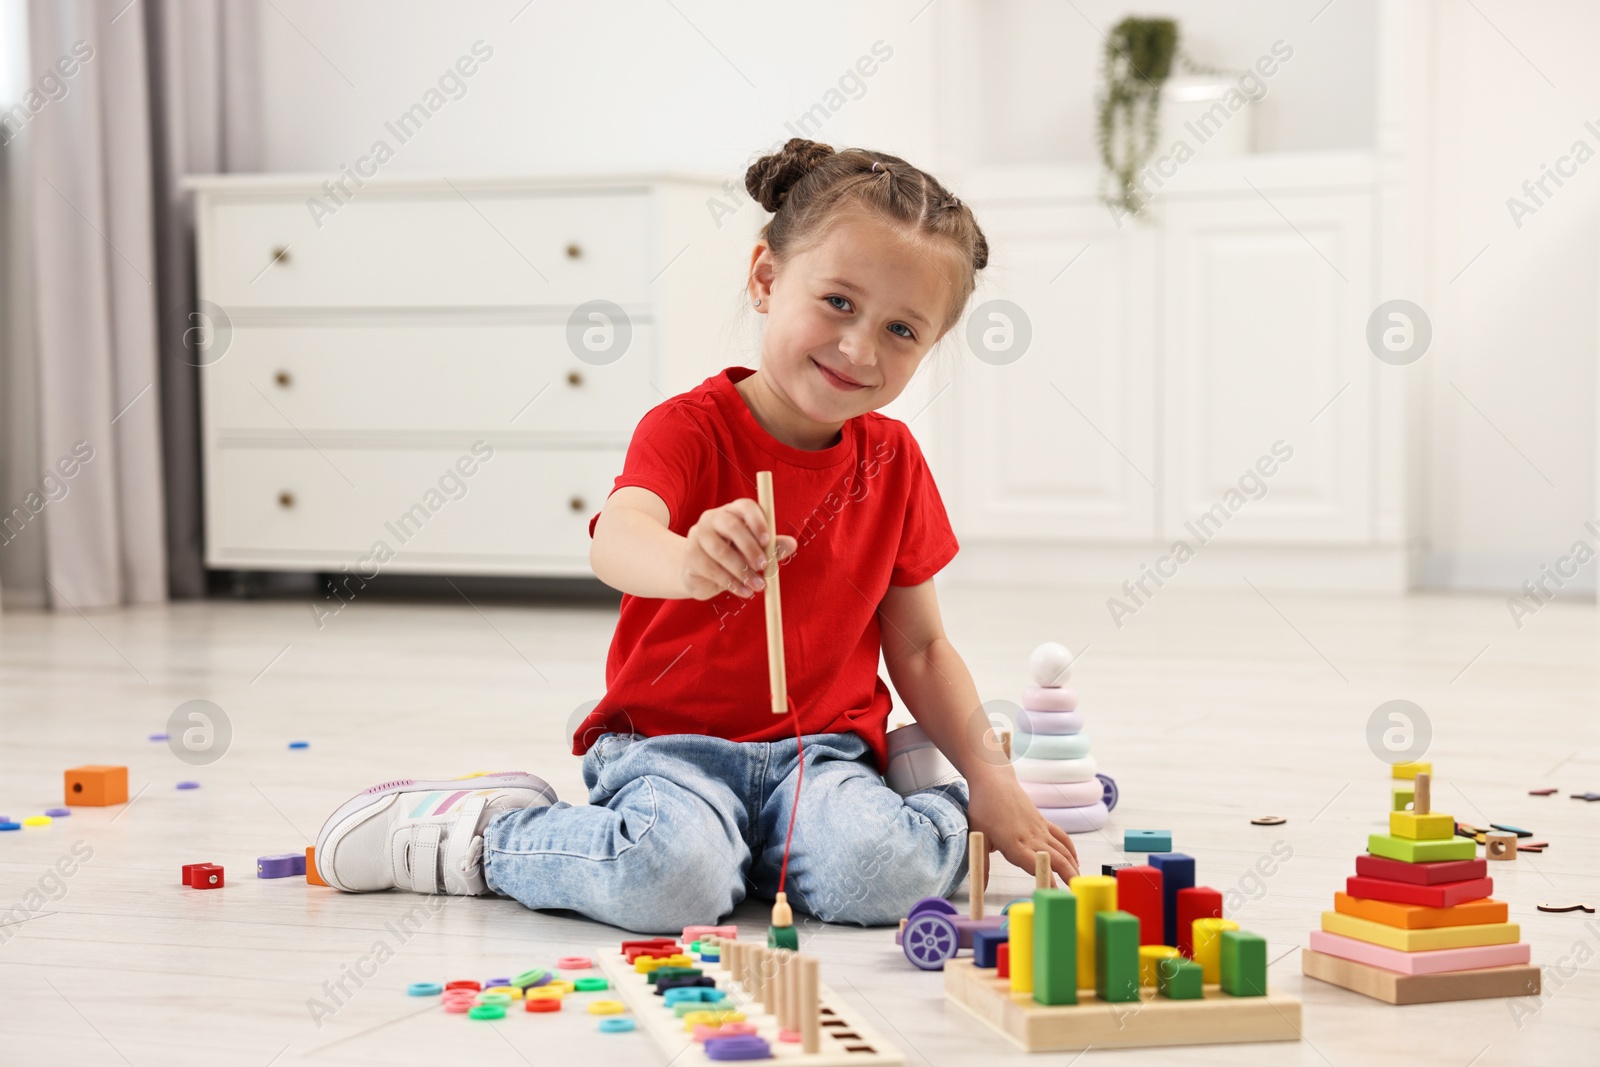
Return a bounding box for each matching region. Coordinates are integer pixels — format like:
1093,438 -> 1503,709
884,723 -> 964,797
314,772 -> 557,894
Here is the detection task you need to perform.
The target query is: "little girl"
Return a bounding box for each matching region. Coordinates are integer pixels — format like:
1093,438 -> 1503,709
314,139 -> 1079,933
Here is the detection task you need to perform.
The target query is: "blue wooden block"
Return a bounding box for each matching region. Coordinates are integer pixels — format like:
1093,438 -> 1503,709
1124,830 -> 1172,852
972,926 -> 1010,969
1147,853 -> 1195,947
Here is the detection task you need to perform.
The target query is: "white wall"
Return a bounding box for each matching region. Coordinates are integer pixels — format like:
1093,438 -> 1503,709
1416,0 -> 1598,595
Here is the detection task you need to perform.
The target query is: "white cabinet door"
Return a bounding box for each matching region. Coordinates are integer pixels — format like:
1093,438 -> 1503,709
956,204 -> 1157,540
1160,193 -> 1374,543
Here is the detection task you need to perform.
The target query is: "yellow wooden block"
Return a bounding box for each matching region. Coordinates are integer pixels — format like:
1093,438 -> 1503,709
1389,811 -> 1455,840
1139,945 -> 1179,987
1068,875 -> 1116,989
682,1009 -> 744,1031
1009,902 -> 1035,995
1390,784 -> 1414,811
1321,911 -> 1519,952
1192,918 -> 1239,984
1392,761 -> 1432,780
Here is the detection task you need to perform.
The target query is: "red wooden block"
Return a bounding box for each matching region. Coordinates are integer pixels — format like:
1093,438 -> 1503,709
996,941 -> 1010,979
1116,866 -> 1165,946
181,863 -> 207,887
1176,886 -> 1224,958
1355,854 -> 1488,886
187,863 -> 224,889
1346,875 -> 1493,909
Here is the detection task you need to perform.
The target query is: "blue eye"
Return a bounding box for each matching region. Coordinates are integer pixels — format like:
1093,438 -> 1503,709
889,323 -> 914,339
827,295 -> 852,311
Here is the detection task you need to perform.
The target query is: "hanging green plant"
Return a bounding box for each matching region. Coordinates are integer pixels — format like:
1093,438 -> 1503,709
1096,17 -> 1179,221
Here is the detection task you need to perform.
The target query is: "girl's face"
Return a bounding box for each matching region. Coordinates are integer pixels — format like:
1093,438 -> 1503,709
747,215 -> 959,431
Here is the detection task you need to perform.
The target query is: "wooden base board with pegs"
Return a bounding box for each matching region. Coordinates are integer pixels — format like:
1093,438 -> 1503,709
595,943 -> 907,1065
943,959 -> 1302,1052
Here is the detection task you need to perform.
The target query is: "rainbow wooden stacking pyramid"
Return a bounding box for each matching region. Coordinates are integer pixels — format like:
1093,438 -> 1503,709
1301,767 -> 1542,1004
1012,642 -> 1113,832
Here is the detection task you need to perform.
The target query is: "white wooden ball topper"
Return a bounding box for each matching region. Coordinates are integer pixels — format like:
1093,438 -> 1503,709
1029,642 -> 1074,688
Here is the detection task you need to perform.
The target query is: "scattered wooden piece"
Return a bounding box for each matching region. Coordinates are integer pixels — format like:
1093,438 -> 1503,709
1413,772 -> 1431,816
1527,788 -> 1558,796
1536,903 -> 1595,914
1484,833 -> 1516,862
1250,816 -> 1286,826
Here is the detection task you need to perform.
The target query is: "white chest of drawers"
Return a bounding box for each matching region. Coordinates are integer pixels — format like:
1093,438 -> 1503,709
183,173 -> 745,578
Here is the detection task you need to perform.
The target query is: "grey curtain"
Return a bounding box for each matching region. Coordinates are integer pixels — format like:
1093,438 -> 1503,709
2,0 -> 258,609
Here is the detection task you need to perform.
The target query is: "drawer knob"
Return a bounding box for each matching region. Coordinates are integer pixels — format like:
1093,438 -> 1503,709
270,245 -> 291,266
565,243 -> 582,260
278,491 -> 296,509
566,370 -> 583,387
568,496 -> 585,512
274,370 -> 292,388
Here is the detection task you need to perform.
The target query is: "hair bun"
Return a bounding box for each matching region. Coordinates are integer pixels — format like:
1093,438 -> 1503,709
745,138 -> 836,214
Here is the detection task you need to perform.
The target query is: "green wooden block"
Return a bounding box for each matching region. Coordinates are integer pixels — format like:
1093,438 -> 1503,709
1094,910 -> 1141,1003
1367,833 -> 1476,863
1157,956 -> 1203,999
1220,929 -> 1268,997
1391,783 -> 1414,811
646,966 -> 701,985
1031,888 -> 1077,1005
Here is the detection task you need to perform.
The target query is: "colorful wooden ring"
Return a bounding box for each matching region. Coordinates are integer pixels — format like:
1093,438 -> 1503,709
558,955 -> 593,970
1019,778 -> 1104,807
1021,685 -> 1078,712
1011,731 -> 1091,761
1015,709 -> 1084,735
1013,754 -> 1098,784
1037,801 -> 1110,833
526,996 -> 562,1012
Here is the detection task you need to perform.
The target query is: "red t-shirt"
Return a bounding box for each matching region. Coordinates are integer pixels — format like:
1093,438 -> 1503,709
573,366 -> 959,773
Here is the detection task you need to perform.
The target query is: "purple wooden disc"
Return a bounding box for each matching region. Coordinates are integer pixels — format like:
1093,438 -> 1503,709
705,1034 -> 772,1060
256,853 -> 307,878
176,781 -> 200,790
149,733 -> 169,741
44,808 -> 70,817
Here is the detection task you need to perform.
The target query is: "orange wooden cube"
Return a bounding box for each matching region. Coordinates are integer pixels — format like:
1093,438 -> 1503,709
64,765 -> 128,806
306,846 -> 331,887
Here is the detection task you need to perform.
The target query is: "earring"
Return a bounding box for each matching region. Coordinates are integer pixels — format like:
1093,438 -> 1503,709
754,299 -> 762,307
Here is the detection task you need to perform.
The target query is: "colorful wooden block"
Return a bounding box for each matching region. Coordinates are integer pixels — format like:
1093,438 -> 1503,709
186,863 -> 224,889
1367,833 -> 1476,863
1139,945 -> 1179,987
1175,887 -> 1223,958
1030,888 -> 1076,1006
972,927 -> 1009,969
1485,833 -> 1517,861
1147,853 -> 1195,948
1488,823 -> 1532,838
996,941 -> 1010,979
1320,911 -> 1519,952
1192,918 -> 1238,983
1156,956 -> 1203,1000
1302,949 -> 1539,1006
1308,930 -> 1531,975
1346,874 -> 1494,908
1068,875 -> 1115,989
1115,866 -> 1165,946
1332,891 -> 1508,929
1391,761 -> 1431,780
305,846 -> 331,887
1124,830 -> 1171,852
1220,930 -> 1267,997
1390,783 -> 1414,811
1008,902 -> 1033,994
64,765 -> 128,807
1354,854 -> 1486,885
1389,811 -> 1455,840
1094,911 -> 1141,1003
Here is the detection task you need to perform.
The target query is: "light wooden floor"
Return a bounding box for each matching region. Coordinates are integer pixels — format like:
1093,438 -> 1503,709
0,581 -> 1595,1066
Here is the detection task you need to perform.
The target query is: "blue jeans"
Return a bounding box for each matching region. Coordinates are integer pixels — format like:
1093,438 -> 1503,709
481,731 -> 970,935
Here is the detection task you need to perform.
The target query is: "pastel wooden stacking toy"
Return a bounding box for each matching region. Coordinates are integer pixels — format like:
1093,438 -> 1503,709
1301,770 -> 1542,1004
1012,643 -> 1115,832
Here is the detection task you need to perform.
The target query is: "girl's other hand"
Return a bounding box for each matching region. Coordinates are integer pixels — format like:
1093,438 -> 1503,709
966,775 -> 1081,887
680,498 -> 797,601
